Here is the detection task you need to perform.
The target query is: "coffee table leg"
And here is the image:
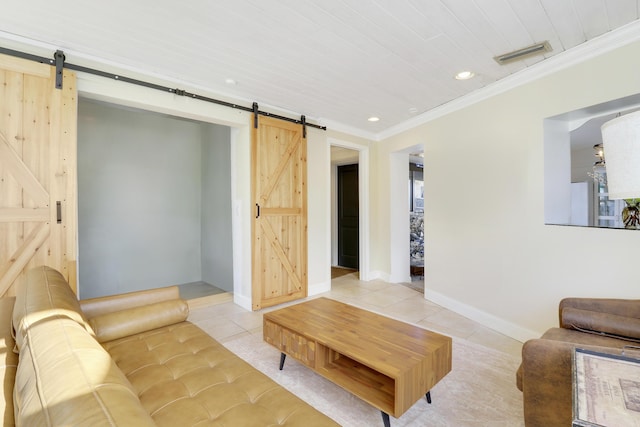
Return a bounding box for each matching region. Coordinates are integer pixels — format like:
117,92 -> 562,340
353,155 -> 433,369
426,391 -> 431,404
381,412 -> 391,427
279,353 -> 286,370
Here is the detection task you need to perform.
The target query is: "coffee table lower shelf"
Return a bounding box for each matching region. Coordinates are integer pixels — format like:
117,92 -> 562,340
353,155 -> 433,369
280,349 -> 431,427
316,346 -> 396,415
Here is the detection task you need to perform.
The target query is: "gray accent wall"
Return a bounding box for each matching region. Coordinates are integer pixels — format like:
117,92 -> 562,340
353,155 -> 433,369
78,98 -> 233,298
201,125 -> 233,291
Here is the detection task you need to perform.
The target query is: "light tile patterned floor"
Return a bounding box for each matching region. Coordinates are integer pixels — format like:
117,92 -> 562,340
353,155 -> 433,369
188,272 -> 523,359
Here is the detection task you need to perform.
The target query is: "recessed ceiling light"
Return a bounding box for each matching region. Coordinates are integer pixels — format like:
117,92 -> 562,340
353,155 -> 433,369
225,78 -> 237,85
368,116 -> 380,122
454,71 -> 475,80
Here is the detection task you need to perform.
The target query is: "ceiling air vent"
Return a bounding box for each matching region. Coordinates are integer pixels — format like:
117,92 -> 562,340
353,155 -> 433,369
494,41 -> 552,65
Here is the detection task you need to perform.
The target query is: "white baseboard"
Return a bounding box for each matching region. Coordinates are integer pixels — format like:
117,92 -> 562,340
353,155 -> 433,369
369,269 -> 410,284
233,282 -> 331,311
424,288 -> 541,343
233,293 -> 252,311
309,281 -> 331,296
390,274 -> 412,284
367,270 -> 390,282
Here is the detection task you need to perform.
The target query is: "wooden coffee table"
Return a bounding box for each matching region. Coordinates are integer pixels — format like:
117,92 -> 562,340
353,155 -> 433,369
263,298 -> 452,426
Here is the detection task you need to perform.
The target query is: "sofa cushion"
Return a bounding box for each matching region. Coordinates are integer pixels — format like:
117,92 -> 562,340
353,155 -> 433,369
80,286 -> 180,319
103,321 -> 339,427
541,326 -> 636,348
516,326 -> 633,391
89,299 -> 189,343
561,307 -> 640,341
13,314 -> 155,426
12,266 -> 93,350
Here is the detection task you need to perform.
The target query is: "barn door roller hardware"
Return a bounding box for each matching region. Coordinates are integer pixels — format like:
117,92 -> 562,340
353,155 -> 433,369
0,46 -> 326,131
54,50 -> 65,89
253,102 -> 259,128
301,115 -> 307,138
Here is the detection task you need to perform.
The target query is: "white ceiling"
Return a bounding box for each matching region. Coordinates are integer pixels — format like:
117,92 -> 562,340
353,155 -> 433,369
1,1 -> 639,137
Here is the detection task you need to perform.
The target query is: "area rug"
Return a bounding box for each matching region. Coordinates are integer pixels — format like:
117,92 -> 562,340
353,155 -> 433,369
223,333 -> 524,427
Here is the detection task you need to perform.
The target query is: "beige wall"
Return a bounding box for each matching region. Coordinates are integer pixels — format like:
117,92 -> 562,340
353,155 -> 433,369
374,40 -> 640,339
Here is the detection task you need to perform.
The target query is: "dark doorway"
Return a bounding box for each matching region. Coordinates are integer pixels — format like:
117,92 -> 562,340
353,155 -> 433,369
337,164 -> 359,269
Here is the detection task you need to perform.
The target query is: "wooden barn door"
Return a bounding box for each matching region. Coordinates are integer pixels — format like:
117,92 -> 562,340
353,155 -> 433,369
0,53 -> 77,296
252,116 -> 307,310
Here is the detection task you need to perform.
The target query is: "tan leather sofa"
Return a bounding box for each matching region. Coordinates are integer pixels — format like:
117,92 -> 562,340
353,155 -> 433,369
516,297 -> 640,426
0,266 -> 339,426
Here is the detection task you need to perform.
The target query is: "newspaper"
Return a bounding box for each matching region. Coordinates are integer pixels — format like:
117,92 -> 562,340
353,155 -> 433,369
574,348 -> 640,427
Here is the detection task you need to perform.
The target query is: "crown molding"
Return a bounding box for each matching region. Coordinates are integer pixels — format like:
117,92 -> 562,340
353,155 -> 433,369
318,118 -> 378,141
377,20 -> 640,141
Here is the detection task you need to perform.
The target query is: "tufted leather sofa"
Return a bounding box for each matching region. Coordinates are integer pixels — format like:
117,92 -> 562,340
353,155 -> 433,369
0,266 -> 339,426
516,297 -> 640,427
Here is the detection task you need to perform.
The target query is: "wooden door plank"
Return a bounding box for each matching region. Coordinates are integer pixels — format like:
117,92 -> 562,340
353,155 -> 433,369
47,68 -> 77,283
0,131 -> 49,206
0,222 -> 49,296
251,122 -> 262,309
21,72 -> 52,270
261,207 -> 302,215
60,70 -> 78,285
0,69 -> 24,277
0,208 -> 49,222
260,218 -> 303,289
0,53 -> 50,78
258,132 -> 301,203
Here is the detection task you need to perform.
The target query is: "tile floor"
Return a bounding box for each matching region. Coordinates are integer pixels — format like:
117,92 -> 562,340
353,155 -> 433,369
178,281 -> 226,299
187,272 -> 523,360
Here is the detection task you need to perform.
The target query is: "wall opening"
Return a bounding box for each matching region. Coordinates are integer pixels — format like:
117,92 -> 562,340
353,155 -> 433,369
544,92 -> 640,230
330,146 -> 359,277
389,144 -> 424,284
77,98 -> 233,299
409,154 -> 424,285
328,139 -> 370,282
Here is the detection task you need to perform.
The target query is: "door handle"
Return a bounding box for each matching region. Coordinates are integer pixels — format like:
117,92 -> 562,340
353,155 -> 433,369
56,201 -> 62,224
256,203 -> 260,219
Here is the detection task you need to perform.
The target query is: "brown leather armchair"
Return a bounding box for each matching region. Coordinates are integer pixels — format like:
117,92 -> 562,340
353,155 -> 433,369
516,297 -> 640,427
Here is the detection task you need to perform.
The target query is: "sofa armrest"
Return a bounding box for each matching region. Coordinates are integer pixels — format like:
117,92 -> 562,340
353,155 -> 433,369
80,286 -> 180,319
520,339 -> 624,427
520,339 -> 575,427
89,299 -> 189,343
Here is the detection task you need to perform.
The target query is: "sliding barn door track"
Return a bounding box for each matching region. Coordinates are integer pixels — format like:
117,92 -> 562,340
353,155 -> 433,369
0,46 -> 325,133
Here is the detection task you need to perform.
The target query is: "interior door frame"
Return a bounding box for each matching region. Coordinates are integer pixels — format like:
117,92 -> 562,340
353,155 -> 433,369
329,138 -> 370,281
75,75 -> 253,306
